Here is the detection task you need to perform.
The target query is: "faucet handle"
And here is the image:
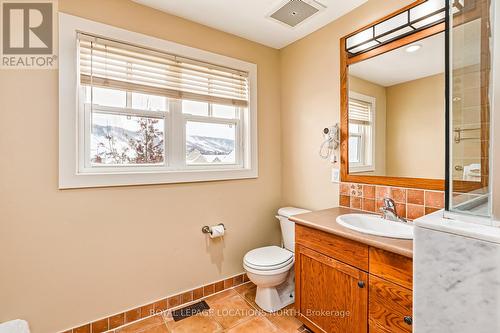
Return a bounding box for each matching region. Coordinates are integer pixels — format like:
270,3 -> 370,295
380,197 -> 407,223
383,197 -> 396,209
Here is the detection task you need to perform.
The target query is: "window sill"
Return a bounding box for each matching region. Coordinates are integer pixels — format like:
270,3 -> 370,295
59,167 -> 258,189
349,166 -> 375,173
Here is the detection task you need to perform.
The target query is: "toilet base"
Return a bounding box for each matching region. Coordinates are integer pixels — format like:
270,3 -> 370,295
254,270 -> 295,313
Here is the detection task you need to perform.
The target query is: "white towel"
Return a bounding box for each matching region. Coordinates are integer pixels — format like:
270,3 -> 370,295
0,320 -> 30,333
463,163 -> 481,181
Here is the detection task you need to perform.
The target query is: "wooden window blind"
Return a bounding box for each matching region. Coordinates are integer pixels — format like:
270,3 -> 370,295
78,33 -> 249,107
349,98 -> 372,125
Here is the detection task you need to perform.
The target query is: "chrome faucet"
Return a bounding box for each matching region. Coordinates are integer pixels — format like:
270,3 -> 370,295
380,197 -> 407,223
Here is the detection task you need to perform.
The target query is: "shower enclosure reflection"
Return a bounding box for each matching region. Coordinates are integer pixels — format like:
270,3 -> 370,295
449,0 -> 493,217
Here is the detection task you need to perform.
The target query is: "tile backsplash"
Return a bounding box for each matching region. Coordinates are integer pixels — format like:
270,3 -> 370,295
339,182 -> 445,220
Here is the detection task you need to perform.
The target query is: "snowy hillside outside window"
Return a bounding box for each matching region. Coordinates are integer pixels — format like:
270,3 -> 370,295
183,101 -> 239,165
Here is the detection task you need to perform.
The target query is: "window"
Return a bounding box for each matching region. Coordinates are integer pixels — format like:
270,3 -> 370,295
59,14 -> 257,188
82,88 -> 167,168
348,92 -> 375,172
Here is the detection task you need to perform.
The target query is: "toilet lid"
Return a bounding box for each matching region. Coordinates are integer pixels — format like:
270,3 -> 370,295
244,246 -> 293,270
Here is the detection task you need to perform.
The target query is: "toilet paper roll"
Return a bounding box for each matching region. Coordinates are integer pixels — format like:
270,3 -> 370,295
209,225 -> 225,239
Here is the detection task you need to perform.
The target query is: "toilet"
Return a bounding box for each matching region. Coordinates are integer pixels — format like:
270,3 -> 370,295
243,207 -> 310,313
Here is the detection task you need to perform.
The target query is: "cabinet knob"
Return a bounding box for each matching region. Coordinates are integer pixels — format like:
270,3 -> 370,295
357,281 -> 365,288
404,316 -> 412,325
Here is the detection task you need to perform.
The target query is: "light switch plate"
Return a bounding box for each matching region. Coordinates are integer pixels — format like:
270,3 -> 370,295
331,168 -> 340,183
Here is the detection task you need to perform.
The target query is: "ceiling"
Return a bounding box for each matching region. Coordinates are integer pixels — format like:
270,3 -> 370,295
349,32 -> 446,87
133,0 -> 368,49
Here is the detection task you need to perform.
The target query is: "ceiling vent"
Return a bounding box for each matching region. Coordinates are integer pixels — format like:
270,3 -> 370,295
269,0 -> 325,28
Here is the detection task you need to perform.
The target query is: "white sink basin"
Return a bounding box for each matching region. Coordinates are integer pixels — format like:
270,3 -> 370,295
336,214 -> 413,240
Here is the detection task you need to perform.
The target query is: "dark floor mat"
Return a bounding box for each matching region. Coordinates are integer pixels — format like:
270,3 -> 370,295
171,300 -> 210,322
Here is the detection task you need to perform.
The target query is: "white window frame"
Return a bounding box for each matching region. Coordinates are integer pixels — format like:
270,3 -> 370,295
348,91 -> 376,173
59,13 -> 258,188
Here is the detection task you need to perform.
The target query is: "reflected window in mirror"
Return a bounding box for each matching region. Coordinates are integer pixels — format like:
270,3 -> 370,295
348,92 -> 375,173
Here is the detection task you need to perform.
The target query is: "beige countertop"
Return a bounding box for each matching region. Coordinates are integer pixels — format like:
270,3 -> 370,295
290,207 -> 413,258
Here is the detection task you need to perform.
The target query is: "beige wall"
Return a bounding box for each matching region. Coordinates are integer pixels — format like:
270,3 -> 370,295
280,0 -> 415,210
385,74 -> 446,179
0,1 -> 282,332
349,75 -> 387,176
348,74 -> 444,179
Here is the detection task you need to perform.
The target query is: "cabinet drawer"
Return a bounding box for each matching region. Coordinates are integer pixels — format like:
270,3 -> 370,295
369,247 -> 412,289
296,224 -> 369,271
369,275 -> 413,333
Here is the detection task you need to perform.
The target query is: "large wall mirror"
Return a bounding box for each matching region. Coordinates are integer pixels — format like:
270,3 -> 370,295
340,0 -> 446,190
348,34 -> 445,179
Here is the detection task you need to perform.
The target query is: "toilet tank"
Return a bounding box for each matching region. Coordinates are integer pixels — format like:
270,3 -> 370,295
277,207 -> 311,252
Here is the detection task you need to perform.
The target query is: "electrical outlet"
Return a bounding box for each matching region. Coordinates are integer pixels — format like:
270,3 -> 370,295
331,168 -> 340,183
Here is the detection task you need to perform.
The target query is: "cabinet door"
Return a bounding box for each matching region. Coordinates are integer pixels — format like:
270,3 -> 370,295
295,245 -> 368,333
369,275 -> 412,333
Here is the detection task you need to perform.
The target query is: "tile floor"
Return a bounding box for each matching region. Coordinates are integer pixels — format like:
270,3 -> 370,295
106,282 -> 312,333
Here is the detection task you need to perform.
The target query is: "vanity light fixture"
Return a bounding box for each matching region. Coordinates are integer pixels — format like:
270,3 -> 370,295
405,44 -> 422,53
345,0 -> 449,56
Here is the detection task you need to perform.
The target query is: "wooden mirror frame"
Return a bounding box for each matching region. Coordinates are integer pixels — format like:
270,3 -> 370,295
339,1 -> 446,191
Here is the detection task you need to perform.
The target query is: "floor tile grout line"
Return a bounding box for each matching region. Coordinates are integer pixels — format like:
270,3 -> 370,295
233,285 -> 261,312
229,285 -> 292,333
219,312 -> 254,332
220,313 -> 282,333
207,287 -> 256,331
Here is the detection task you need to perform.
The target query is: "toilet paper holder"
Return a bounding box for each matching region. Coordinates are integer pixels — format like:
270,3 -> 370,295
202,223 -> 226,235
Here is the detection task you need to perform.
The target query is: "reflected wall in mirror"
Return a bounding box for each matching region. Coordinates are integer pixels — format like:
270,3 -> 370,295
449,0 -> 493,217
347,32 -> 445,180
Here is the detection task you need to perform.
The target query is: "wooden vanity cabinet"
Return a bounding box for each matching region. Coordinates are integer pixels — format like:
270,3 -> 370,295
295,244 -> 368,333
295,225 -> 413,333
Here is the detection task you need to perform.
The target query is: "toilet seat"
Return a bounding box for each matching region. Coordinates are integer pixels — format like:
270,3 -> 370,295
243,246 -> 294,274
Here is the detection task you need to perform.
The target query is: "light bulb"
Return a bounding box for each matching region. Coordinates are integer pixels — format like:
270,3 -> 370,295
405,44 -> 422,53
